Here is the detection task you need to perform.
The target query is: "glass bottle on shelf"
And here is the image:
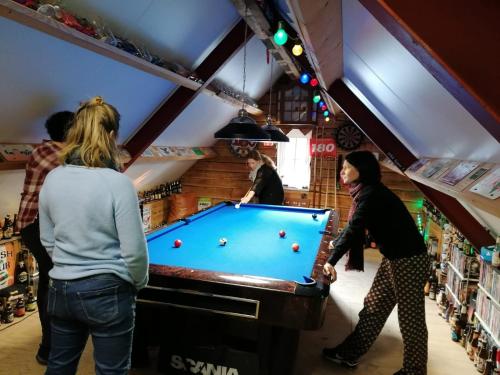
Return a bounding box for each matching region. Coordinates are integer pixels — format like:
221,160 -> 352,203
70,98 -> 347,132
15,297 -> 25,317
25,287 -> 37,312
476,335 -> 488,372
2,214 -> 13,240
1,301 -> 14,323
15,260 -> 28,286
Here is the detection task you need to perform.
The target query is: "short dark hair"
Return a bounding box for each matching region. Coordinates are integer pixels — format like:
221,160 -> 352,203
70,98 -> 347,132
345,151 -> 381,185
45,111 -> 74,142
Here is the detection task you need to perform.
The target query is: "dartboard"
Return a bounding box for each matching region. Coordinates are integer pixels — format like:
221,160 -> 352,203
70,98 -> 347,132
335,124 -> 363,150
229,140 -> 258,158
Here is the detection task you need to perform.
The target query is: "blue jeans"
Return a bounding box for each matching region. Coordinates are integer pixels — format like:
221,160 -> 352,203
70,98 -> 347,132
45,274 -> 137,375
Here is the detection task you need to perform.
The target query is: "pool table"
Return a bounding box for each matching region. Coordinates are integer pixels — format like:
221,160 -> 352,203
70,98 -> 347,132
138,202 -> 338,330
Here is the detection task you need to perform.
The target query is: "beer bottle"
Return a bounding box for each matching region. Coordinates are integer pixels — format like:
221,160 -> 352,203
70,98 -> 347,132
25,289 -> 36,312
451,310 -> 461,342
13,214 -> 20,236
465,324 -> 474,355
484,347 -> 495,375
476,336 -> 488,372
15,260 -> 28,285
2,214 -> 13,240
15,297 -> 25,317
1,302 -> 14,323
469,329 -> 480,360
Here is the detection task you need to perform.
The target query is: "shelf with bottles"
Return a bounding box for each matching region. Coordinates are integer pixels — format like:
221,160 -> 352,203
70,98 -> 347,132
446,265 -> 478,305
474,311 -> 500,349
448,241 -> 480,281
0,283 -> 38,327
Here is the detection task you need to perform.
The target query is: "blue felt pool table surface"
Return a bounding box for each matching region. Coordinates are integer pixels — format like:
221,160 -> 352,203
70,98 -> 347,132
146,203 -> 331,282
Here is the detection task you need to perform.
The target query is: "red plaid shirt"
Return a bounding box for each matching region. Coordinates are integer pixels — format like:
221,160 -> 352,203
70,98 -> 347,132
17,140 -> 63,231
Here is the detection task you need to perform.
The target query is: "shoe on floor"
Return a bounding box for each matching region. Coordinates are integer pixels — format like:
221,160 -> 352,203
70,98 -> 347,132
322,347 -> 359,368
35,345 -> 49,366
35,353 -> 48,366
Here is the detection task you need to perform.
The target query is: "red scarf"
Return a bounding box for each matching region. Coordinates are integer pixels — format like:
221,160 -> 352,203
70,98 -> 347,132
345,183 -> 365,271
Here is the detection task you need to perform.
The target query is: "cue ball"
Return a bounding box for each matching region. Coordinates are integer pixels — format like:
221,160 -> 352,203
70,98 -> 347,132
292,243 -> 300,252
312,214 -> 317,219
174,239 -> 182,248
279,230 -> 286,238
235,203 -> 241,209
219,238 -> 227,246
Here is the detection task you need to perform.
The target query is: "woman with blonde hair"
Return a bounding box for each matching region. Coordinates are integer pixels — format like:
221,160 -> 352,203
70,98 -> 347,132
239,149 -> 284,205
39,96 -> 148,375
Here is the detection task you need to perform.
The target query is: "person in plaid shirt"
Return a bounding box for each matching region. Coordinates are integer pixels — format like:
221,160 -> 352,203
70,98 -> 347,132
17,111 -> 74,365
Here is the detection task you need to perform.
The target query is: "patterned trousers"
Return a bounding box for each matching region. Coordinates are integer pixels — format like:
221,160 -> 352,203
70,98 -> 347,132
337,252 -> 430,375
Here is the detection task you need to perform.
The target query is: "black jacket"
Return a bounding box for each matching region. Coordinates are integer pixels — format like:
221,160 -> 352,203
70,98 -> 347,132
251,164 -> 284,205
328,183 -> 426,266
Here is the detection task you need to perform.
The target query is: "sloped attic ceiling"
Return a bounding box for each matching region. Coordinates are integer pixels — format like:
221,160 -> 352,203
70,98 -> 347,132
283,0 -> 499,237
0,0 -> 283,189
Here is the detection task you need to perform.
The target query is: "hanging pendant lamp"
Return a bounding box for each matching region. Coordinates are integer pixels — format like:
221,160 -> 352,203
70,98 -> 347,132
260,57 -> 288,142
215,109 -> 271,140
214,5 -> 270,141
262,114 -> 289,142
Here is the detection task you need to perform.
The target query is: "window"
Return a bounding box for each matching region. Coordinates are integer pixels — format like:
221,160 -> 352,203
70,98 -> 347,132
278,85 -> 317,124
277,129 -> 312,190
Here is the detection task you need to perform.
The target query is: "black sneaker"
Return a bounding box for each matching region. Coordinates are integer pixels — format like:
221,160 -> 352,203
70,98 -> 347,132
35,353 -> 48,366
322,347 -> 359,368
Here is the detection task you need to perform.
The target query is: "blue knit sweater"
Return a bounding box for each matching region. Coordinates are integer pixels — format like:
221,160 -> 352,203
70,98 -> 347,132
39,165 -> 148,290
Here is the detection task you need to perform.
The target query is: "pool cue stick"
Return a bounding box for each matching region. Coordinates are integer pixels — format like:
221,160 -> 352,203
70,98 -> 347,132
311,125 -> 318,207
334,155 -> 338,212
325,156 -> 330,208
318,122 -> 325,208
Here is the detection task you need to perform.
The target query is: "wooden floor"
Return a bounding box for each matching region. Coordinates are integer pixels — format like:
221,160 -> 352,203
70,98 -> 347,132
0,251 -> 476,375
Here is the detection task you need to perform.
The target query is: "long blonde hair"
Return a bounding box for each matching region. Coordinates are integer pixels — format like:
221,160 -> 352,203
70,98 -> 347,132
247,150 -> 276,170
60,96 -> 121,169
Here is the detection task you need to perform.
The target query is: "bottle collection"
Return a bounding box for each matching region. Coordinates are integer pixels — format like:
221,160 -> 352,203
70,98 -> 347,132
139,180 -> 182,203
0,248 -> 38,326
425,200 -> 499,374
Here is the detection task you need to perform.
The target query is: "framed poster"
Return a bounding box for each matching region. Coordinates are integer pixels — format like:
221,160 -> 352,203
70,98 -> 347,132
420,159 -> 453,179
469,168 -> 500,200
0,144 -> 34,161
407,158 -> 430,173
439,161 -> 480,186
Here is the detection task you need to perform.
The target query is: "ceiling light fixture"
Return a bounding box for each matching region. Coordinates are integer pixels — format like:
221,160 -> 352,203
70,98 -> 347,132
215,5 -> 270,141
261,57 -> 289,142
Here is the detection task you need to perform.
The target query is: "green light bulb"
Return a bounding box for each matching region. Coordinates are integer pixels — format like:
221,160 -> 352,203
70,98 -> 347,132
274,22 -> 288,46
313,95 -> 321,103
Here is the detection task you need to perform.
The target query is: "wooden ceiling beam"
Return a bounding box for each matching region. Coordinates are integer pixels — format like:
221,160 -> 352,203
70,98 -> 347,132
229,0 -> 300,79
124,19 -> 253,167
328,78 -> 494,249
359,0 -> 500,142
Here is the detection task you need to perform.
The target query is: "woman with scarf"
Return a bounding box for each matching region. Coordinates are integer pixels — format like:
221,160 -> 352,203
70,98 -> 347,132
322,151 -> 429,375
239,150 -> 284,205
39,96 -> 148,375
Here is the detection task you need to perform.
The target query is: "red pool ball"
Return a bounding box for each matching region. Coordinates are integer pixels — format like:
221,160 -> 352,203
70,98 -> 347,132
279,230 -> 286,238
292,243 -> 300,252
174,239 -> 182,248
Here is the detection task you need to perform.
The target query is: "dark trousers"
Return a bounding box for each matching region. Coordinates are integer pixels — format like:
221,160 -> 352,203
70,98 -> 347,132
336,252 -> 430,375
20,219 -> 53,354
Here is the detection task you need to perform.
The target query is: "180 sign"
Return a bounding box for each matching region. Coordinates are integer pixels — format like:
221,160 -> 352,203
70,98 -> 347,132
310,139 -> 337,157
